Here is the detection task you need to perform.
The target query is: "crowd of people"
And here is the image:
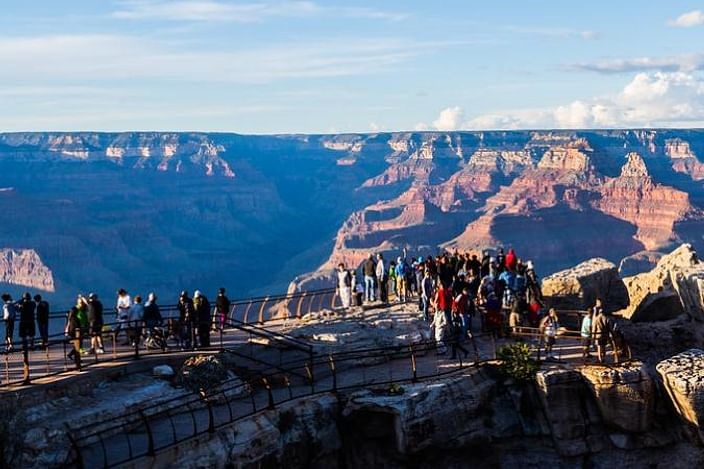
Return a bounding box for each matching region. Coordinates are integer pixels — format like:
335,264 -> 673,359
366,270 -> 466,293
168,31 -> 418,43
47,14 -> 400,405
335,247 -> 627,363
2,287 -> 233,358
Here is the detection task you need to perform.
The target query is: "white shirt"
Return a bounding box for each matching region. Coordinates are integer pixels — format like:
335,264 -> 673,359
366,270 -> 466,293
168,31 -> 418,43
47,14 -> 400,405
117,294 -> 131,318
376,259 -> 386,279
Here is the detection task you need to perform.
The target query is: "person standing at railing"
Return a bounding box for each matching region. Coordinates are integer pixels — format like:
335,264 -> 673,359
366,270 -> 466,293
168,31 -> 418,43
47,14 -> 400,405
376,253 -> 387,304
214,288 -> 230,331
75,295 -> 89,354
336,263 -> 352,309
580,308 -> 593,360
115,289 -> 131,345
591,299 -> 608,363
64,306 -> 81,363
128,295 -> 144,348
18,292 -> 36,351
421,269 -> 434,322
540,308 -> 560,360
87,293 -> 105,355
194,290 -> 211,348
2,293 -> 16,352
363,253 -> 377,303
178,291 -> 195,350
35,294 -> 50,349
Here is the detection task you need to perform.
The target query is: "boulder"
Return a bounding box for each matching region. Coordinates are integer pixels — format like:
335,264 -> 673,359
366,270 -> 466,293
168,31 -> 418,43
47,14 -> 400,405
541,258 -> 630,311
619,243 -> 704,322
656,349 -> 704,442
580,361 -> 654,433
618,250 -> 663,277
153,364 -> 175,378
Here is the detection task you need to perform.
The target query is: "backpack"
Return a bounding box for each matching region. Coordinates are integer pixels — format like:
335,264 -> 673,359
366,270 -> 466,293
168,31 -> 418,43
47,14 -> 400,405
3,302 -> 16,321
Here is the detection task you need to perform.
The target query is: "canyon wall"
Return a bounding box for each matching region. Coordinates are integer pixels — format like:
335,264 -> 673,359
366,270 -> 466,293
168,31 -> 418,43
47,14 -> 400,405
2,130 -> 704,305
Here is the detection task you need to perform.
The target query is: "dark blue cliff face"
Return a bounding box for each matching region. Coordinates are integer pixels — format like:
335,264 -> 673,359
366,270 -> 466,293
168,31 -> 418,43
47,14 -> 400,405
0,130 -> 703,305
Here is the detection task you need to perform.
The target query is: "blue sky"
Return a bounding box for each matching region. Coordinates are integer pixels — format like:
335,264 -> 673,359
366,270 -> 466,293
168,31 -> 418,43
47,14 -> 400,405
1,0 -> 704,133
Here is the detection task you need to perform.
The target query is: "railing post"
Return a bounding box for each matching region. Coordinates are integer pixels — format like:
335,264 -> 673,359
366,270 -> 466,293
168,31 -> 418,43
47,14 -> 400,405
295,292 -> 307,319
257,297 -> 270,324
22,338 -> 30,385
263,377 -> 275,409
45,342 -> 50,376
328,355 -> 337,392
410,345 -> 418,383
315,293 -> 325,313
229,304 -> 237,323
139,410 -> 156,456
307,293 -> 317,315
242,300 -> 254,324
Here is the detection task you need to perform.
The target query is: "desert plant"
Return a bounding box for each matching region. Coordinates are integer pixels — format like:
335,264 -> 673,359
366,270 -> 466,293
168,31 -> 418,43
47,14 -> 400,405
497,343 -> 539,382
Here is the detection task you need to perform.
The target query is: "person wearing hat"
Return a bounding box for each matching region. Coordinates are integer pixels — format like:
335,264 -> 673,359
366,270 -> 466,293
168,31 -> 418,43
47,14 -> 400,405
214,288 -> 230,331
87,293 -> 105,355
193,290 -> 211,348
19,292 -> 37,350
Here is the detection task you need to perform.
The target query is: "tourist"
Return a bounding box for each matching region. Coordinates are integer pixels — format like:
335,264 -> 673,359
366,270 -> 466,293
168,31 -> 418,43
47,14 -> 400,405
18,292 -> 36,350
336,263 -> 352,308
87,293 -> 105,355
177,291 -> 195,349
353,272 -> 365,306
421,269 -> 434,322
496,248 -> 506,274
505,248 -> 517,272
194,290 -> 211,348
143,292 -> 162,330
581,308 -> 593,360
75,295 -> 89,353
115,288 -> 131,345
508,302 -> 522,337
362,253 -> 377,302
376,253 -> 387,304
35,294 -> 50,349
450,309 -> 470,360
484,292 -> 502,335
541,308 -> 560,360
430,306 -> 448,355
128,295 -> 144,348
395,257 -> 408,302
591,299 -> 609,363
435,281 -> 453,326
388,260 -> 397,298
64,306 -> 81,363
214,287 -> 230,330
2,293 -> 16,352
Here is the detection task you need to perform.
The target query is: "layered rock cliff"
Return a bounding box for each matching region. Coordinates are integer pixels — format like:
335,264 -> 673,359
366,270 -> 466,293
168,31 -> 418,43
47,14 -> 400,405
0,249 -> 54,292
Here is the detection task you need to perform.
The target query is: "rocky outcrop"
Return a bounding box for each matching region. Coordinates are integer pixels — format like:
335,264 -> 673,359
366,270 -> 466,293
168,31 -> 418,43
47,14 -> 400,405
666,138 -> 704,180
580,362 -> 654,433
0,249 -> 54,292
619,243 -> 704,322
656,349 -> 704,442
541,258 -> 630,311
619,250 -> 663,277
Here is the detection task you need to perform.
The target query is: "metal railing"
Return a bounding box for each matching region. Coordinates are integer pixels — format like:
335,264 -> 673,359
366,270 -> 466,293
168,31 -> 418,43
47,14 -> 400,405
0,288 -> 336,388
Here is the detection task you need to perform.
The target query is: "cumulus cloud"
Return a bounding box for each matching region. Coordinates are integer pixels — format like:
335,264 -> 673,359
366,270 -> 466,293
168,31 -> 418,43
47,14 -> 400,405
448,72 -> 704,130
668,10 -> 704,28
432,106 -> 464,130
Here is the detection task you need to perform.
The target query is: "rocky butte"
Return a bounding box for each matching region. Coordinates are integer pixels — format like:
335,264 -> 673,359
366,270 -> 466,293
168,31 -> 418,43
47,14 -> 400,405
2,130 -> 704,304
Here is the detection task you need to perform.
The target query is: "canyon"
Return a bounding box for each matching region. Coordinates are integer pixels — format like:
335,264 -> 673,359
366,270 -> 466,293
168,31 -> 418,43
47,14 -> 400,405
1,130 -> 704,305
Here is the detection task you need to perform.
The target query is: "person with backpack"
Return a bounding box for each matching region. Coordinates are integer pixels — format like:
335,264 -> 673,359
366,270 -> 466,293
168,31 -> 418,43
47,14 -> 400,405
18,292 -> 36,350
86,293 -> 105,355
3,293 -> 16,352
193,290 -> 211,348
336,263 -> 352,308
214,288 -> 230,330
35,294 -> 50,349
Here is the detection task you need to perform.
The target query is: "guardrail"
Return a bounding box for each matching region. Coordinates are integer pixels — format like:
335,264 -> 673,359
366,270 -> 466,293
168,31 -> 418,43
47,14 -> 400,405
0,288 -> 336,388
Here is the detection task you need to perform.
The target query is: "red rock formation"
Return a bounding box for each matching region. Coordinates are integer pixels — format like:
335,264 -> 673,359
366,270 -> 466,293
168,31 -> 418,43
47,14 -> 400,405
666,138 -> 704,180
0,249 -> 54,292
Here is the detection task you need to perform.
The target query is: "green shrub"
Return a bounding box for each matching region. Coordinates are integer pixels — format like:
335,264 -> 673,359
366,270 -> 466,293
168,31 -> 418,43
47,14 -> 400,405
497,343 -> 538,382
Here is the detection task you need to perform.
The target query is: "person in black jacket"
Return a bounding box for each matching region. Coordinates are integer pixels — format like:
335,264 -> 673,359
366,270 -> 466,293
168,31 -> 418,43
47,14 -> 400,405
194,290 -> 211,348
143,292 -> 162,330
87,293 -> 105,354
214,288 -> 230,331
18,292 -> 36,350
178,291 -> 195,350
34,295 -> 50,349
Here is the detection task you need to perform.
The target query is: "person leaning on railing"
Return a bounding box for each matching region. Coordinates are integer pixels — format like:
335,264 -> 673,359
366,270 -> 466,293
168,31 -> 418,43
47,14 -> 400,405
2,293 -> 16,352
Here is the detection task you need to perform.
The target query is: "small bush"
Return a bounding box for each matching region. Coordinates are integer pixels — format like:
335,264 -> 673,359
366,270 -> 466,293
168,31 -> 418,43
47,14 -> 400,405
497,343 -> 538,382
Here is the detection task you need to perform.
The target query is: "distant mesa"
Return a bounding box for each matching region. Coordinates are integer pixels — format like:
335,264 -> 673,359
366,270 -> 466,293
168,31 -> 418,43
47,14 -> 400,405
0,249 -> 54,292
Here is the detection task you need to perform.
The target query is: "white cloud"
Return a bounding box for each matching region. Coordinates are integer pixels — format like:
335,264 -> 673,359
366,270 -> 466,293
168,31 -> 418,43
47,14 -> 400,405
0,34 -> 428,84
112,0 -> 406,22
432,106 -> 464,131
504,26 -> 599,40
457,71 -> 704,130
668,10 -> 704,28
568,53 -> 704,74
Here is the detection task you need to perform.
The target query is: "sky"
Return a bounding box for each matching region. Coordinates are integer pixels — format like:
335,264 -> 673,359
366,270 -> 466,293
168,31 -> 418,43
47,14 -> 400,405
1,0 -> 704,133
